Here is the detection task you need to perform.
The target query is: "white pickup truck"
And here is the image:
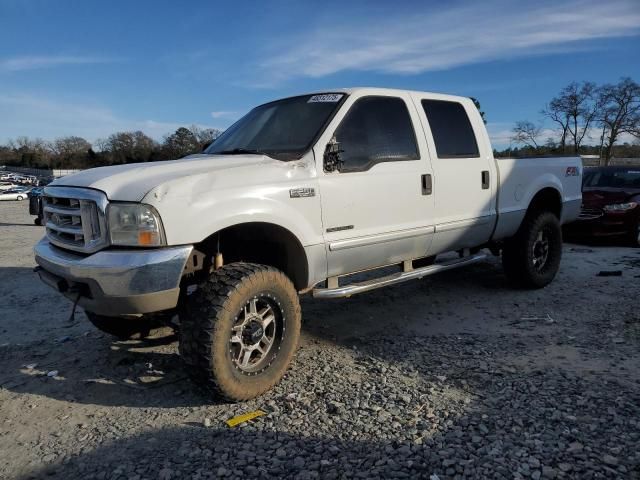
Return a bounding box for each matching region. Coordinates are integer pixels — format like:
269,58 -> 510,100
34,88 -> 582,400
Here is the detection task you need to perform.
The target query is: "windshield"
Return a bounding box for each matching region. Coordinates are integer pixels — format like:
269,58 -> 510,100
204,93 -> 346,160
584,169 -> 640,189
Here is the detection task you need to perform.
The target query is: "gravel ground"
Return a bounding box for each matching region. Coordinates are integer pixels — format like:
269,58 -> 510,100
1,200 -> 639,479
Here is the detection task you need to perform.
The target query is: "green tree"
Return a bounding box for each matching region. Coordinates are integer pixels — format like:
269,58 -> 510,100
470,97 -> 486,124
162,127 -> 200,158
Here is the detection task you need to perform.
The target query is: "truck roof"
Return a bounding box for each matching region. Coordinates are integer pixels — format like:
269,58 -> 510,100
278,87 -> 472,104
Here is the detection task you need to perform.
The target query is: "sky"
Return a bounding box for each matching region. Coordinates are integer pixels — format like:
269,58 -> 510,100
0,0 -> 639,149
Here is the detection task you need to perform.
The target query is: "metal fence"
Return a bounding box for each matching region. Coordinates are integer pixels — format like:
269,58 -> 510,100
581,157 -> 640,167
0,166 -> 81,178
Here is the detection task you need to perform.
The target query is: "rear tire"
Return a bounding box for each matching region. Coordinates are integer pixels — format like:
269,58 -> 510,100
502,211 -> 563,289
86,312 -> 162,340
180,263 -> 301,401
626,220 -> 640,247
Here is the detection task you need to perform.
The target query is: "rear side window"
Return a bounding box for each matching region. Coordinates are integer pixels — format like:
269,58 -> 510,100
335,96 -> 418,172
421,100 -> 479,158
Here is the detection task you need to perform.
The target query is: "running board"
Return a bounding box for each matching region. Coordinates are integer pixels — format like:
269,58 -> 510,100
312,253 -> 487,299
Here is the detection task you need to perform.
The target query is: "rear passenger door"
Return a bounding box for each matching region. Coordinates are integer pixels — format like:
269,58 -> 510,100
315,93 -> 435,278
411,95 -> 496,253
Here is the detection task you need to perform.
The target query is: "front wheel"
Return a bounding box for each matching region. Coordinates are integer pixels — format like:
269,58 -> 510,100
180,263 -> 301,401
502,211 -> 563,289
17,195 -> 24,201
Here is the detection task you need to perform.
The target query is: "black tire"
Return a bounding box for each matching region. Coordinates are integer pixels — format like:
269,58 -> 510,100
502,211 -> 563,289
626,220 -> 640,247
17,195 -> 24,201
86,311 -> 161,340
179,263 -> 301,401
34,217 -> 42,226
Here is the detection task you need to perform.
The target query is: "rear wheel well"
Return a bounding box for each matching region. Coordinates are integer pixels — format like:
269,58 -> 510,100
195,223 -> 309,291
527,188 -> 562,219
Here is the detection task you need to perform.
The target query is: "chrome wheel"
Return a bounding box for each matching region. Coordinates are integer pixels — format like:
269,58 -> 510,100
532,228 -> 550,272
229,295 -> 283,374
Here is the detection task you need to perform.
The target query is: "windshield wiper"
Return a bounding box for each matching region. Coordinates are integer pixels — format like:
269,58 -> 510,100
215,148 -> 268,156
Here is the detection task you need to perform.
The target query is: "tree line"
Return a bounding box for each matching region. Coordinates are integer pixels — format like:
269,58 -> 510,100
0,125 -> 221,170
504,77 -> 640,163
2,79 -> 639,170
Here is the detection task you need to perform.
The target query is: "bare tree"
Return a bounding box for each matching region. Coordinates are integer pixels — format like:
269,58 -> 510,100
511,121 -> 542,149
542,81 -> 600,154
49,136 -> 92,168
103,131 -> 157,164
8,136 -> 51,167
541,100 -> 570,153
565,82 -> 600,154
597,77 -> 640,164
190,125 -> 222,150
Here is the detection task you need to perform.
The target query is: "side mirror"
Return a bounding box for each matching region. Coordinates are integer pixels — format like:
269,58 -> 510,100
323,136 -> 344,172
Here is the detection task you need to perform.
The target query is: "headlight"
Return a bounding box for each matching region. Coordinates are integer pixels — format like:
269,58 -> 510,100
108,203 -> 166,246
603,202 -> 638,212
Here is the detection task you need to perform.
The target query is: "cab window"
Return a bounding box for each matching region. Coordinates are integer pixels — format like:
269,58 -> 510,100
334,96 -> 419,172
422,99 -> 479,158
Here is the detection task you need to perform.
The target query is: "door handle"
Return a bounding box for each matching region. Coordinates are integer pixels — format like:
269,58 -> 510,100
421,174 -> 432,195
481,171 -> 490,189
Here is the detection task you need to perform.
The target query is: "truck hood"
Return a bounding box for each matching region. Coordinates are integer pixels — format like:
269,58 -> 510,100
50,154 -> 282,202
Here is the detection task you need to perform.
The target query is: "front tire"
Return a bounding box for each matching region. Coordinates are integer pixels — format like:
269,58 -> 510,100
502,211 -> 563,289
180,263 -> 301,401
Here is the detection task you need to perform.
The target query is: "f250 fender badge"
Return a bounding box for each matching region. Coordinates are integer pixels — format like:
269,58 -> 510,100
565,166 -> 580,177
326,225 -> 354,233
289,187 -> 315,198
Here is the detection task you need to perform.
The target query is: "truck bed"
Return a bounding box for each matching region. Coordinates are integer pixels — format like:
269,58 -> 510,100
491,156 -> 583,241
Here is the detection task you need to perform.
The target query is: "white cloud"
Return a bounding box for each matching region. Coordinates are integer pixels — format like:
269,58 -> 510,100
0,55 -> 117,72
259,0 -> 640,82
0,93 -> 220,143
210,111 -> 238,119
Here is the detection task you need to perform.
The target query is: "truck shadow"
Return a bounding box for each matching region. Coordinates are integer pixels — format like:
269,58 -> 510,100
1,257 -> 510,409
0,221 -> 41,227
0,248 -> 605,410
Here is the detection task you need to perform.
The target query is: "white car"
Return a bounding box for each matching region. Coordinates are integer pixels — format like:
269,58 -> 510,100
0,189 -> 28,201
35,87 -> 582,400
0,182 -> 18,191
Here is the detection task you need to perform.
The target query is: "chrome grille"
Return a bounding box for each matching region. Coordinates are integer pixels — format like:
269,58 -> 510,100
578,206 -> 603,220
43,187 -> 109,253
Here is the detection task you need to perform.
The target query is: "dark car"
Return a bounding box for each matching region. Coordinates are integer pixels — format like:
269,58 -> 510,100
27,187 -> 45,225
564,166 -> 640,246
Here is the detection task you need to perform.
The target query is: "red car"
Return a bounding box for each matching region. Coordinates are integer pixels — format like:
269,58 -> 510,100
564,166 -> 640,246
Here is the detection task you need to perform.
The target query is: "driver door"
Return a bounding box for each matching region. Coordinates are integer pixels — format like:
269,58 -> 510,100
315,92 -> 435,278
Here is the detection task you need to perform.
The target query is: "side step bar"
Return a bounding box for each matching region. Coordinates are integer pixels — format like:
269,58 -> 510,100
313,253 -> 487,299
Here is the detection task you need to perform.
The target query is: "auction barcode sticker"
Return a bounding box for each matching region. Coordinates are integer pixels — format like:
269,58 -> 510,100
308,94 -> 343,103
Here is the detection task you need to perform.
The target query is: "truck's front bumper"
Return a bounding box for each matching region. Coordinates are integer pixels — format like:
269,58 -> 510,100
34,238 -> 193,316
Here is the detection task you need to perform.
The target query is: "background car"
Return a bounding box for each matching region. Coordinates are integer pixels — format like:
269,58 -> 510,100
0,181 -> 18,191
564,166 -> 640,246
0,189 -> 29,201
